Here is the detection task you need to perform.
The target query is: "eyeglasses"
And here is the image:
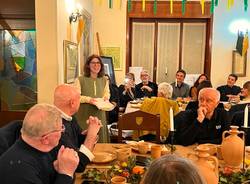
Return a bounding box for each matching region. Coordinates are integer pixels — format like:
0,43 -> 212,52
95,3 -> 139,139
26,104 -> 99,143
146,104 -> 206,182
41,124 -> 65,138
90,61 -> 101,65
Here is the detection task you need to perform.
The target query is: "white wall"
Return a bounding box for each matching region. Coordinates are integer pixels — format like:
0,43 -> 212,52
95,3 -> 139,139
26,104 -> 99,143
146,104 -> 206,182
211,1 -> 250,87
93,0 -> 127,85
36,0 -> 93,103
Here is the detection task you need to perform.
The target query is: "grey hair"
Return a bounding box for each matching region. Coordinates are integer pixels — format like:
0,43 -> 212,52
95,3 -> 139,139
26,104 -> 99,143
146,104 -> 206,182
198,88 -> 220,102
21,103 -> 62,137
158,82 -> 173,99
143,154 -> 206,184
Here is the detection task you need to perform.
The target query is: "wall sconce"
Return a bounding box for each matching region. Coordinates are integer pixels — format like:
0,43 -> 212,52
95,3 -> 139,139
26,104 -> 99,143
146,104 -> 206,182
69,10 -> 82,23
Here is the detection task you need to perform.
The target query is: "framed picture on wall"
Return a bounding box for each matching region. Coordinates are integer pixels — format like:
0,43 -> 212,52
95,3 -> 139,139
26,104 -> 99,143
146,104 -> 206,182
232,50 -> 247,77
63,40 -> 79,83
100,56 -> 116,85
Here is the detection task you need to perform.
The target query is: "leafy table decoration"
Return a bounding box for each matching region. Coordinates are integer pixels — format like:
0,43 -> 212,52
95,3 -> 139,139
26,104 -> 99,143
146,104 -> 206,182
219,167 -> 250,184
82,156 -> 151,184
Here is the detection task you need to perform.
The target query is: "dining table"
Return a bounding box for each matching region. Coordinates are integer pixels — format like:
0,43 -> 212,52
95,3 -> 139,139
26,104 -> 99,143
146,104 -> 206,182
74,142 -> 234,184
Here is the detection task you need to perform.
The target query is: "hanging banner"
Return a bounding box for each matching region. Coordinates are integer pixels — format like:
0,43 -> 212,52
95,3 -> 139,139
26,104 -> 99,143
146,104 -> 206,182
201,0 -> 205,14
182,0 -> 186,15
210,0 -> 215,13
153,0 -> 157,15
170,0 -> 173,14
142,0 -> 146,12
128,0 -> 132,12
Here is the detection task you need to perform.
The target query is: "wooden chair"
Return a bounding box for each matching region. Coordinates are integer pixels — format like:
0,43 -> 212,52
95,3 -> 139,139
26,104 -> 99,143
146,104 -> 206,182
118,110 -> 161,143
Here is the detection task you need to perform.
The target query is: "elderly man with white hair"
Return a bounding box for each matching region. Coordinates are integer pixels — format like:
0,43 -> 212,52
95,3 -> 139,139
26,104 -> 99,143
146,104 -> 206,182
175,88 -> 231,146
139,82 -> 179,141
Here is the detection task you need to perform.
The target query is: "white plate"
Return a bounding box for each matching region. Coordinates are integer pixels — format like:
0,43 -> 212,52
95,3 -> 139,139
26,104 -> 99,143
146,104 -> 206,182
92,152 -> 116,163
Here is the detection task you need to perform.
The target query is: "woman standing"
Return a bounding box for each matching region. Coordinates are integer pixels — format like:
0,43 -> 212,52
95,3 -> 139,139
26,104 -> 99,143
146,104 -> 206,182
74,54 -> 110,143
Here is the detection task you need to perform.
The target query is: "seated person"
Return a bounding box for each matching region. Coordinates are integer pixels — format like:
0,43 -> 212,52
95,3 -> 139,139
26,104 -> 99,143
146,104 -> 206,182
171,69 -> 190,100
189,74 -> 208,101
142,154 -> 205,184
139,82 -> 179,141
239,81 -> 250,103
135,70 -> 158,98
217,74 -> 241,102
53,84 -> 102,172
175,88 -> 231,146
105,74 -> 119,124
118,72 -> 136,109
0,120 -> 22,156
0,104 -> 79,184
186,80 -> 224,110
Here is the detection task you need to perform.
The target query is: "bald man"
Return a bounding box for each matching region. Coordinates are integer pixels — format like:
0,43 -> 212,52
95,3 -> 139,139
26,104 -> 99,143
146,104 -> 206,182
175,88 -> 231,146
0,104 -> 79,184
53,84 -> 101,172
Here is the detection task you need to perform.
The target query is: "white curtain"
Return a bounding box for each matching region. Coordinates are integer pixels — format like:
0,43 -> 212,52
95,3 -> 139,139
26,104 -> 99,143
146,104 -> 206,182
157,23 -> 180,83
132,22 -> 155,79
182,23 -> 206,74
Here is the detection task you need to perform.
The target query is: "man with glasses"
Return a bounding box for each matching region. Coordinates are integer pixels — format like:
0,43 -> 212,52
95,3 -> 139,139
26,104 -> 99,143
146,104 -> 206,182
135,70 -> 158,98
0,104 -> 79,184
53,84 -> 102,172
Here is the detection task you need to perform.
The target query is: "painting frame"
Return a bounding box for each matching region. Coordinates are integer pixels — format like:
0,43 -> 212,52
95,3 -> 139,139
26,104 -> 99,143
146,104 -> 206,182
101,47 -> 122,70
232,50 -> 247,77
63,40 -> 79,84
100,56 -> 116,85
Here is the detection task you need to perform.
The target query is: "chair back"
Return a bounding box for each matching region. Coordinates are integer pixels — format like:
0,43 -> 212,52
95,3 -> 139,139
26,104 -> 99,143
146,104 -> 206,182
118,110 -> 160,143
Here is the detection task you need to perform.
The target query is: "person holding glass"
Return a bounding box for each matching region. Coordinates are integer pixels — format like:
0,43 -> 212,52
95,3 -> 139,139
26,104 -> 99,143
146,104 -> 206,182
74,54 -> 110,143
118,72 -> 136,110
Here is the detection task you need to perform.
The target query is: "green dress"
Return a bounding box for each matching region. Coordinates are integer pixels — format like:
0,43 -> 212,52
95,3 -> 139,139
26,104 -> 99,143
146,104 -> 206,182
76,76 -> 110,143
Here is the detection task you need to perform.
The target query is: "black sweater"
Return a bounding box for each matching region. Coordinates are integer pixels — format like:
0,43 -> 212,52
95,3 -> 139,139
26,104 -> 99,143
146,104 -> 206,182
0,139 -> 73,184
174,108 -> 231,146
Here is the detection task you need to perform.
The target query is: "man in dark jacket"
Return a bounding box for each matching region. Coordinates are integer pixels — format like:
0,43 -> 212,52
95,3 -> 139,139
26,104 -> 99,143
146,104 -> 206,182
217,74 -> 241,101
135,70 -> 158,98
175,88 -> 231,146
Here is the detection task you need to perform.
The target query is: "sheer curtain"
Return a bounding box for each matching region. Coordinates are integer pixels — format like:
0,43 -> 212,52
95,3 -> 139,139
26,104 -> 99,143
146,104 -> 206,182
182,23 -> 206,74
157,23 -> 180,83
132,22 -> 155,78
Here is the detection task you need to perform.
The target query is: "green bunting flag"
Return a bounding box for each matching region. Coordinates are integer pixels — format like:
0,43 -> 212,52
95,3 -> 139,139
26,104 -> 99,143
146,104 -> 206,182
215,0 -> 219,6
244,0 -> 248,11
182,0 -> 186,15
210,0 -> 215,13
153,0 -> 157,15
128,0 -> 132,12
109,0 -> 112,9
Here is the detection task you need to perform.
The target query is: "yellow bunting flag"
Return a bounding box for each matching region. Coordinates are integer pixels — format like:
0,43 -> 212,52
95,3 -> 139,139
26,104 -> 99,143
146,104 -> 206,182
142,0 -> 145,12
77,17 -> 85,44
117,0 -> 122,9
170,0 -> 173,14
227,0 -> 231,9
242,32 -> 249,56
200,0 -> 205,14
231,0 -> 234,6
